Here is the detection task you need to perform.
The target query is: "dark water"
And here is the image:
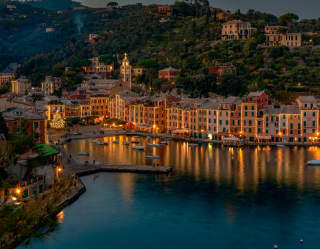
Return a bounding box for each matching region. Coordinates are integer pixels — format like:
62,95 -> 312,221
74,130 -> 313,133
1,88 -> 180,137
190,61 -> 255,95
20,136 -> 320,249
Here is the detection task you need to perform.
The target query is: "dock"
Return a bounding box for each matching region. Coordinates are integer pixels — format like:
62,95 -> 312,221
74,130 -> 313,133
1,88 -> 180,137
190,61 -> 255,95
74,163 -> 173,176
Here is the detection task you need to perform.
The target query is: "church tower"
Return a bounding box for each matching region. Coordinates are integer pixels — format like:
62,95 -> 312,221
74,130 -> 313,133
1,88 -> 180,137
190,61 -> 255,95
120,53 -> 132,89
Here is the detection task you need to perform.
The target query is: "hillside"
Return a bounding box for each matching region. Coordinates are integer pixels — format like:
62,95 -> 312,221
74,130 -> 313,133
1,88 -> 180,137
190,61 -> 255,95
0,2 -> 79,70
12,2 -> 320,101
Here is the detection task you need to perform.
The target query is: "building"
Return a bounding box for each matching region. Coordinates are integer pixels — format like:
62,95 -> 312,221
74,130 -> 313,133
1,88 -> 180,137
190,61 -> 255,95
11,77 -> 31,95
120,53 -> 132,89
133,68 -> 144,76
208,62 -> 236,80
221,20 -> 257,41
90,94 -> 110,117
0,73 -> 14,87
158,67 -> 180,81
2,107 -> 47,143
89,33 -> 98,42
157,5 -> 172,16
243,91 -> 269,110
83,57 -> 114,74
265,26 -> 302,48
41,76 -> 62,96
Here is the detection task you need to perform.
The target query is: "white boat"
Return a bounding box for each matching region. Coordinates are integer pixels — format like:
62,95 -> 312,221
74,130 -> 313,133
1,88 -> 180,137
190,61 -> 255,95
307,160 -> 320,166
123,142 -> 130,146
148,143 -> 160,147
112,141 -> 119,144
188,143 -> 199,147
277,144 -> 286,147
78,152 -> 89,156
96,141 -> 104,145
145,155 -> 160,159
160,141 -> 168,145
132,145 -> 145,151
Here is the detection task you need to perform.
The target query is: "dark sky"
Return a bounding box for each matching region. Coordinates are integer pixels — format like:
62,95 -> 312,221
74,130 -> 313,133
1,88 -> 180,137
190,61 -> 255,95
76,0 -> 320,19
213,0 -> 320,19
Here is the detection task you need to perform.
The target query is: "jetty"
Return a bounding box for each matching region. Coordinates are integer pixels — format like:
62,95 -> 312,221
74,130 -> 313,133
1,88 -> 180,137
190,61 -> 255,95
74,164 -> 173,176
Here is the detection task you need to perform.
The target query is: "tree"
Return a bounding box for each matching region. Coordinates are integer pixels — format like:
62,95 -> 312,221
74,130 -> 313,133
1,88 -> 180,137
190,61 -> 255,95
107,1 -> 118,7
280,13 -> 299,26
0,114 -> 8,139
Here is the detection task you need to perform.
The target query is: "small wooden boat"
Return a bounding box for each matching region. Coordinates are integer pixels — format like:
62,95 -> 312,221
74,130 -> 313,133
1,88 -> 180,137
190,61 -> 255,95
145,155 -> 160,159
307,160 -> 320,166
148,143 -> 160,147
78,152 -> 89,156
132,146 -> 145,151
188,143 -> 199,147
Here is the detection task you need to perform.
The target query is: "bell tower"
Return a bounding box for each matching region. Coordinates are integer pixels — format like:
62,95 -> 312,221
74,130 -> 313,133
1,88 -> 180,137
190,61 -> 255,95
120,53 -> 132,89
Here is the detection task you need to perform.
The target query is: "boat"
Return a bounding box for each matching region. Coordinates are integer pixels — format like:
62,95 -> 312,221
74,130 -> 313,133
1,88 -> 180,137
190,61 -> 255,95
131,141 -> 140,144
95,141 -> 104,145
123,142 -> 130,146
132,145 -> 145,151
134,136 -> 140,138
188,143 -> 199,147
103,142 -> 109,145
160,141 -> 168,145
307,160 -> 320,166
78,152 -> 89,156
112,141 -> 119,144
148,143 -> 160,147
147,136 -> 151,139
276,144 -> 286,148
145,155 -> 160,159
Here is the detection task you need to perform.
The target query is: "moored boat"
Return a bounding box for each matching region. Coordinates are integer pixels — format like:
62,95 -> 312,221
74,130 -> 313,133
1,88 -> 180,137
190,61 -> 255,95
307,160 -> 320,166
132,145 -> 145,151
145,155 -> 160,159
78,152 -> 89,156
148,143 -> 160,147
131,141 -> 140,144
188,143 -> 199,147
160,141 -> 168,145
123,142 -> 130,146
112,140 -> 119,144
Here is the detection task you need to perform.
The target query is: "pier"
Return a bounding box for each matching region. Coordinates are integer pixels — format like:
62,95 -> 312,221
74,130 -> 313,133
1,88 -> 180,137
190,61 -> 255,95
74,164 -> 173,176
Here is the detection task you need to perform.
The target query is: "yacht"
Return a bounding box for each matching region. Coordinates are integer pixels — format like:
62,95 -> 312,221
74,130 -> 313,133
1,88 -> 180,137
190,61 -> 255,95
148,143 -> 160,147
145,155 -> 160,159
132,145 -> 145,151
78,152 -> 89,156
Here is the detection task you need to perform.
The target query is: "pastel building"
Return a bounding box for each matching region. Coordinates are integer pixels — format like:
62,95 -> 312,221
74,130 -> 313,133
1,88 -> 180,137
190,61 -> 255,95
11,77 -> 31,95
221,20 -> 257,41
265,26 -> 302,48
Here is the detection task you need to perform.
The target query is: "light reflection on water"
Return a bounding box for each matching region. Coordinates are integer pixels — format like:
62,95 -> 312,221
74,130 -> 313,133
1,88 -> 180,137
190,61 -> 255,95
67,136 -> 320,192
18,136 -> 320,249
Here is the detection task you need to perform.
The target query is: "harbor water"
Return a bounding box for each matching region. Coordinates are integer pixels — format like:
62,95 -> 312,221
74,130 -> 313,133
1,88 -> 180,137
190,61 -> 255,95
19,136 -> 320,249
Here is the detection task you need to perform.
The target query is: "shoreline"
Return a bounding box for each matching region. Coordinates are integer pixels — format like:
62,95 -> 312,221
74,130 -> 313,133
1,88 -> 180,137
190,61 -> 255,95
4,178 -> 86,249
63,130 -> 320,148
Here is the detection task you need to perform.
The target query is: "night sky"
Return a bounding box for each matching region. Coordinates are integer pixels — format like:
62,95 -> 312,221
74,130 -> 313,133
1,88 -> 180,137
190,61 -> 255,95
76,0 -> 320,19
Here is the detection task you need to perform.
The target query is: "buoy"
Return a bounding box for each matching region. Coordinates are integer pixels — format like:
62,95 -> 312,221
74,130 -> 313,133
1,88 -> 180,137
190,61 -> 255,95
300,239 -> 304,244
274,245 -> 278,249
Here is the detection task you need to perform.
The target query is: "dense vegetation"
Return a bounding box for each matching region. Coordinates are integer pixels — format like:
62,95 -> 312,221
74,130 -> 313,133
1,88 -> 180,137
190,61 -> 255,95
4,1 -> 320,100
0,1 -> 78,70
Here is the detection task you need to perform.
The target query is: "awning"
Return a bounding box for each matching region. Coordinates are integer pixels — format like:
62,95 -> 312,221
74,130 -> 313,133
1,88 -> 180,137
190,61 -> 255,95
34,144 -> 60,157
